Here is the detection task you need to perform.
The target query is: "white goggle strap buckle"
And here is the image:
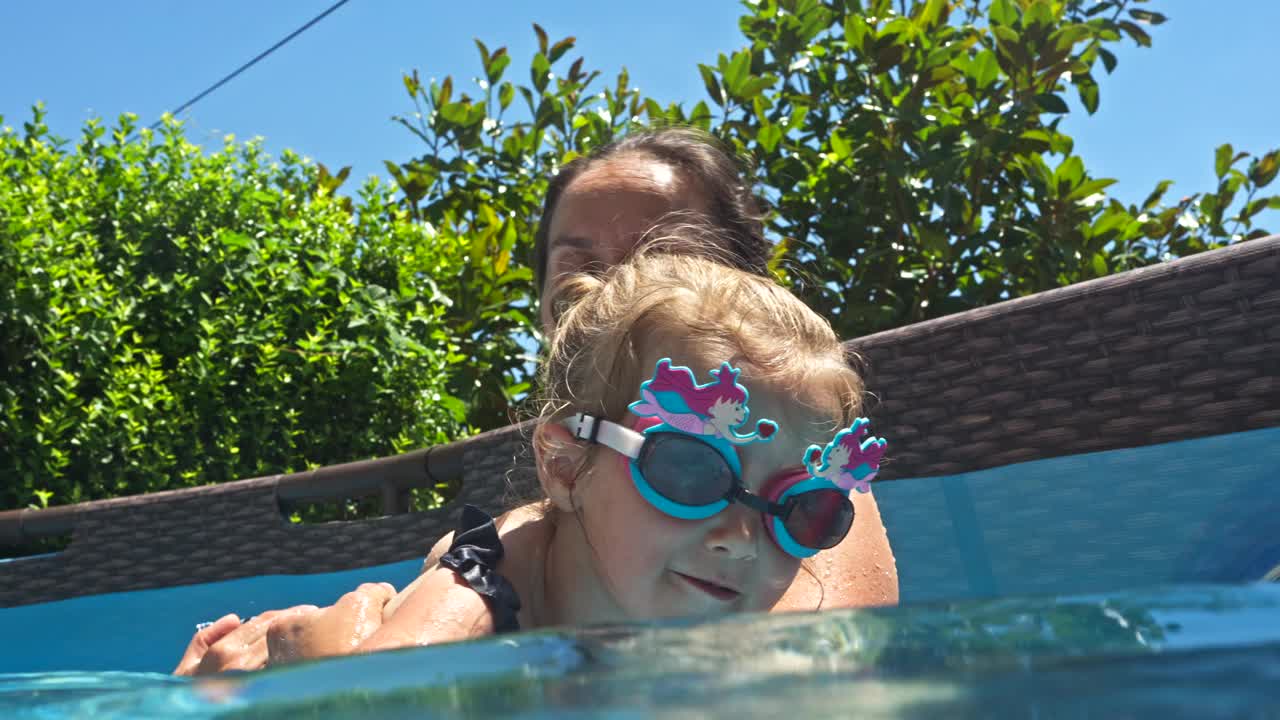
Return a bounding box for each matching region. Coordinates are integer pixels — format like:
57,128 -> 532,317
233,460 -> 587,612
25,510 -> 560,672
562,413 -> 645,460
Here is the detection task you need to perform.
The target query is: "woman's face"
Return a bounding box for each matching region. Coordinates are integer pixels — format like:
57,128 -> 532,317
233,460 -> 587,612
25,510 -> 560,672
540,155 -> 711,334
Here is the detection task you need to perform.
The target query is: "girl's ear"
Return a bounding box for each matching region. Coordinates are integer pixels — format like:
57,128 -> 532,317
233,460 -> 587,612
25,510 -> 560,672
533,421 -> 587,513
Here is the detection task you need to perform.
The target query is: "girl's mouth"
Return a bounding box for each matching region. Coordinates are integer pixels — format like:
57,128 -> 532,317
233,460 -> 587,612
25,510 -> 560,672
673,571 -> 741,602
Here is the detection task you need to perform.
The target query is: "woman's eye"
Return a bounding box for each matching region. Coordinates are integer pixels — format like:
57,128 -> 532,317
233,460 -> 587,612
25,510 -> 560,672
553,250 -> 605,277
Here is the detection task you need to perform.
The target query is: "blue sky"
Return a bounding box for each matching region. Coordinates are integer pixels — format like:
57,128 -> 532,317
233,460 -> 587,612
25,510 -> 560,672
2,1 -> 1276,226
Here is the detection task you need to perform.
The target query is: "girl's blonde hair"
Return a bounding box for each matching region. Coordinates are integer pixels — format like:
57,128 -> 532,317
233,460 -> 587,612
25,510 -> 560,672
536,224 -> 864,447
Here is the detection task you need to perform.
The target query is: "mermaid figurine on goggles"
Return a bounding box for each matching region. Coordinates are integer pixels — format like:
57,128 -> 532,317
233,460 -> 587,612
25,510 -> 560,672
564,357 -> 888,559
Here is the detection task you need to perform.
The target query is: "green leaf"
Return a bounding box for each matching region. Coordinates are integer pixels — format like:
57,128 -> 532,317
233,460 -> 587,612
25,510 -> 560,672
438,102 -> 470,125
989,0 -> 1019,26
548,36 -> 575,64
1142,180 -> 1174,210
699,64 -> 725,106
752,96 -> 769,124
738,75 -> 777,99
1051,23 -> 1092,52
438,394 -> 468,423
532,23 -> 548,54
918,226 -> 951,258
724,50 -> 751,95
1098,47 -> 1118,74
1215,143 -> 1234,178
1054,156 -> 1085,190
967,50 -> 999,89
1129,9 -> 1168,25
1092,208 -> 1133,236
844,14 -> 870,49
31,489 -> 54,509
689,100 -> 713,130
1067,177 -> 1117,201
1077,77 -> 1099,114
918,0 -> 947,27
1091,253 -> 1108,277
402,71 -> 421,97
1028,1 -> 1058,29
486,50 -> 511,83
1117,20 -> 1153,47
1244,198 -> 1269,220
1034,93 -> 1070,114
829,131 -> 851,159
498,81 -> 514,110
1250,151 -> 1279,187
531,53 -> 551,91
787,104 -> 809,131
758,123 -> 783,153
219,231 -> 253,250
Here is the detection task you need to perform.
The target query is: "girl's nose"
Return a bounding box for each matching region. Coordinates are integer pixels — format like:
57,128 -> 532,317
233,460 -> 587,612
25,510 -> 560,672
704,502 -> 759,561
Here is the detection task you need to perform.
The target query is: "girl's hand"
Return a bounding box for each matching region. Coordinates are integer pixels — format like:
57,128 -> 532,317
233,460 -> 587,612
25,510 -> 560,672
173,606 -> 318,676
265,583 -> 397,666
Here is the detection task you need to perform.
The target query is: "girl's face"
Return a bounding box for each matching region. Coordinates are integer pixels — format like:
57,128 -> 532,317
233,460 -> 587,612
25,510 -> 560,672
567,358 -> 841,622
539,155 -> 712,334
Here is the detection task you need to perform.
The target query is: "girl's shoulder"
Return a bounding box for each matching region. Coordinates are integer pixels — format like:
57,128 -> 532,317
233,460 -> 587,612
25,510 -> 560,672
390,503 -> 552,632
422,503 -> 552,572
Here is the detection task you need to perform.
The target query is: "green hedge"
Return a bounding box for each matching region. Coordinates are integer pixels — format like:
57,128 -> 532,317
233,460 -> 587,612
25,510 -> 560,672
0,110 -> 478,512
6,0 -> 1278,515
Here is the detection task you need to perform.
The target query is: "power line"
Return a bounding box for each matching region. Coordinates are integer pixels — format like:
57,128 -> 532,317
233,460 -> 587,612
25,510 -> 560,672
150,0 -> 354,129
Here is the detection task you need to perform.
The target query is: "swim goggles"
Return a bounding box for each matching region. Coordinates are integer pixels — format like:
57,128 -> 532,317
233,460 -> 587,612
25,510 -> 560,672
561,359 -> 887,559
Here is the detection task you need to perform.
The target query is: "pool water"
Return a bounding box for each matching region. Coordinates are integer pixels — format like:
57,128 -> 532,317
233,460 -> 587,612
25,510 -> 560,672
4,428 -> 1277,716
3,583 -> 1279,718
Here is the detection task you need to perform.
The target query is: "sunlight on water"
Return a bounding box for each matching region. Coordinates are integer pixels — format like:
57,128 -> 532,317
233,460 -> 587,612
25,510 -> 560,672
3,584 -> 1279,719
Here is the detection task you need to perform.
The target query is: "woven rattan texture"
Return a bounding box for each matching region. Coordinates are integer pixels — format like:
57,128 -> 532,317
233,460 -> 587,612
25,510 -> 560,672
2,236 -> 1276,606
849,237 -> 1280,480
0,431 -> 532,607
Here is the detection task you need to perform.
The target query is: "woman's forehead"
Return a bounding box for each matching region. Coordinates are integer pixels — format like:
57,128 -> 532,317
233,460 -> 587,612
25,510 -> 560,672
566,154 -> 685,195
550,161 -> 707,238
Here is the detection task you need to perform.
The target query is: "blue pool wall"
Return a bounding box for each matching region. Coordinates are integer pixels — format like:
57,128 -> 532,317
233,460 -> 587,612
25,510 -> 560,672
1,426 -> 1276,674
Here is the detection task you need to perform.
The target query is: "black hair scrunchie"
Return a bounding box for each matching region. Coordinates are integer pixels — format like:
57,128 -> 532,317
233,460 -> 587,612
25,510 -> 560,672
437,504 -> 522,633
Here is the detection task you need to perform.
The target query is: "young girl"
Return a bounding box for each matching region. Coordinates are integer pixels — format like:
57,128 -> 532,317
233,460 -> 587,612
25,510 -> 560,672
353,246 -> 888,649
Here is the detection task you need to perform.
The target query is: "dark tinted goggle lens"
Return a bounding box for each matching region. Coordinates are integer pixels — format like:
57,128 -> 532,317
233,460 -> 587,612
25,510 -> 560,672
783,489 -> 854,550
638,433 -> 735,507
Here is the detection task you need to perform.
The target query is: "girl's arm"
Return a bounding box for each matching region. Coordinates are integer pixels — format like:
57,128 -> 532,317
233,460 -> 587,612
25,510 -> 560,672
381,530 -> 455,621
356,565 -> 494,652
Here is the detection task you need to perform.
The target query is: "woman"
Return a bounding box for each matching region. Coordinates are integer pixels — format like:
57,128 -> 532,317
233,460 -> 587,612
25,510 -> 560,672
174,128 -> 898,675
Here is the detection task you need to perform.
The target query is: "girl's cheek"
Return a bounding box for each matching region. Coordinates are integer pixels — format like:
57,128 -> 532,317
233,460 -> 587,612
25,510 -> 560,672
765,547 -> 803,591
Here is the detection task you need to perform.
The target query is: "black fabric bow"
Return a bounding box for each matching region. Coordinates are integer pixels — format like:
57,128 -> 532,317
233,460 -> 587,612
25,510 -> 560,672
438,504 -> 523,633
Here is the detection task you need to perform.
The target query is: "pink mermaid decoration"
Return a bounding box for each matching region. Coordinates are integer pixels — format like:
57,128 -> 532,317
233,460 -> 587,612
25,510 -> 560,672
628,358 -> 777,445
804,417 -> 887,494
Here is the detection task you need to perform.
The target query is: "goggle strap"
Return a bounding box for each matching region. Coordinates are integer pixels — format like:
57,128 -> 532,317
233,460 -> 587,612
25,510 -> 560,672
729,485 -> 790,518
562,413 -> 645,460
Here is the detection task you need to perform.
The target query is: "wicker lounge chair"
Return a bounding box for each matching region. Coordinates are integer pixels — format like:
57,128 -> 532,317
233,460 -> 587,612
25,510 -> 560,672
2,236 -> 1277,608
